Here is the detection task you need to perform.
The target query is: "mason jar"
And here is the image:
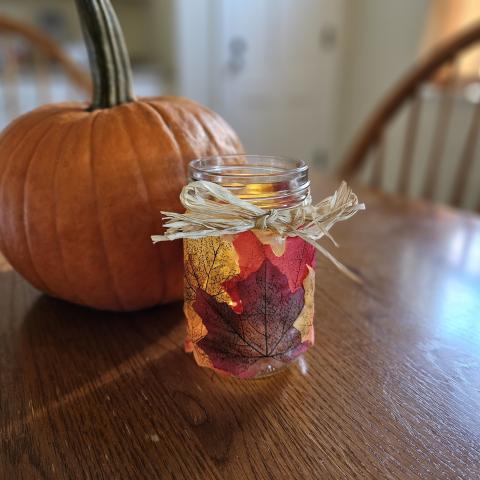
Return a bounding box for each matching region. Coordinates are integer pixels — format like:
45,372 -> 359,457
183,155 -> 316,379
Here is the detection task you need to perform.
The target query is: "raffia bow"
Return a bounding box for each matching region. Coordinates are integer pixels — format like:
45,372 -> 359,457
152,180 -> 365,282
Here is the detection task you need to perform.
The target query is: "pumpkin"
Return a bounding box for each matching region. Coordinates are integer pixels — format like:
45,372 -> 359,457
0,0 -> 242,311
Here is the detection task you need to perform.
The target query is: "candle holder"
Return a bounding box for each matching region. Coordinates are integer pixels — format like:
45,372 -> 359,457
185,155 -> 314,379
153,154 -> 364,379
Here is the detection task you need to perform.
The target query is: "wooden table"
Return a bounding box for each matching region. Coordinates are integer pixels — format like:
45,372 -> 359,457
1,176 -> 480,479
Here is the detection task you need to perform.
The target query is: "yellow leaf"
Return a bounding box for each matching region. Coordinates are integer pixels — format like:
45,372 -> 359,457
184,236 -> 240,304
184,302 -> 207,344
293,265 -> 315,343
184,236 -> 241,370
253,229 -> 286,256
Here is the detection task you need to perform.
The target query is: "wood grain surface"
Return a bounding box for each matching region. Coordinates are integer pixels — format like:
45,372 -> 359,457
1,175 -> 480,479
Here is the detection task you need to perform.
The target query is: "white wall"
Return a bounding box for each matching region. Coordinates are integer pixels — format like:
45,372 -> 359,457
172,0 -> 345,167
171,0 -> 213,105
334,0 -> 431,164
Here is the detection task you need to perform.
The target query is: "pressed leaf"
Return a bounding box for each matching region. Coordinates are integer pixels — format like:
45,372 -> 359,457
229,231 -> 265,281
184,236 -> 240,304
194,258 -> 308,378
184,303 -> 207,346
225,231 -> 316,313
293,265 -> 315,344
253,229 -> 287,256
267,236 -> 316,292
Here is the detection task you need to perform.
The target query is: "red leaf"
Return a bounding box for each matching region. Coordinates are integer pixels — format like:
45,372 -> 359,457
194,258 -> 308,378
225,232 -> 316,312
223,231 -> 264,312
266,236 -> 316,292
231,231 -> 264,279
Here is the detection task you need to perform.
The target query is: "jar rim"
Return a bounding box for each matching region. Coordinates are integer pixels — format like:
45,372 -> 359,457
188,154 -> 310,209
189,154 -> 308,178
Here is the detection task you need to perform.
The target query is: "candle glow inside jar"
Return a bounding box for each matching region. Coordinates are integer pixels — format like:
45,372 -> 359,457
184,155 -> 316,379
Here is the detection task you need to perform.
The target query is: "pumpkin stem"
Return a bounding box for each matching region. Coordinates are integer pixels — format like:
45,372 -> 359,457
75,0 -> 136,109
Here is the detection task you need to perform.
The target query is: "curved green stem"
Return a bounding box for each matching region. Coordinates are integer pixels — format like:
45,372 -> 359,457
75,0 -> 135,110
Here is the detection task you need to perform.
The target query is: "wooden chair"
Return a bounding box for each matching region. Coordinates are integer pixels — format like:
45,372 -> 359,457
339,21 -> 480,211
0,15 -> 91,127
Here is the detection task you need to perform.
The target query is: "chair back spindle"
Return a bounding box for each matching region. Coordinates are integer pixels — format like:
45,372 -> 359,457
422,61 -> 458,200
33,49 -> 52,105
451,100 -> 480,207
398,92 -> 422,195
371,134 -> 385,189
2,39 -> 21,120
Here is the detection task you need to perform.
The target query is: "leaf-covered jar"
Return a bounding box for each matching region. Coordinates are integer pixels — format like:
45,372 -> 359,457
183,155 -> 315,379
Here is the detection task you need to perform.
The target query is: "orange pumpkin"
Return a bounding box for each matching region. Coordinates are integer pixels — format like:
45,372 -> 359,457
0,0 -> 242,311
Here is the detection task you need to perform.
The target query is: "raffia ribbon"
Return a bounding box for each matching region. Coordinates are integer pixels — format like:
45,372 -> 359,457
152,180 -> 365,282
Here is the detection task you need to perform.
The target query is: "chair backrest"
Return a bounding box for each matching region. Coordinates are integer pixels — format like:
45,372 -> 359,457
0,15 -> 91,129
339,21 -> 480,211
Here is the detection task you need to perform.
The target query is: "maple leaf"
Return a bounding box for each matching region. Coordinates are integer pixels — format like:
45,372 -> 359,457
293,265 -> 315,344
268,236 -> 316,292
224,231 -> 316,313
194,258 -> 309,378
184,237 -> 240,304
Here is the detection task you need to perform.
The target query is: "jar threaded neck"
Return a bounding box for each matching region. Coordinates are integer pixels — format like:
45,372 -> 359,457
188,154 -> 310,209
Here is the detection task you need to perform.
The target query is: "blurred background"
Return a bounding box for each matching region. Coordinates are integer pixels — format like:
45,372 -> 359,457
1,0 -> 480,207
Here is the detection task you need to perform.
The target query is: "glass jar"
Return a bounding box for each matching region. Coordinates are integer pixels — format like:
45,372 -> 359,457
183,155 -> 316,379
